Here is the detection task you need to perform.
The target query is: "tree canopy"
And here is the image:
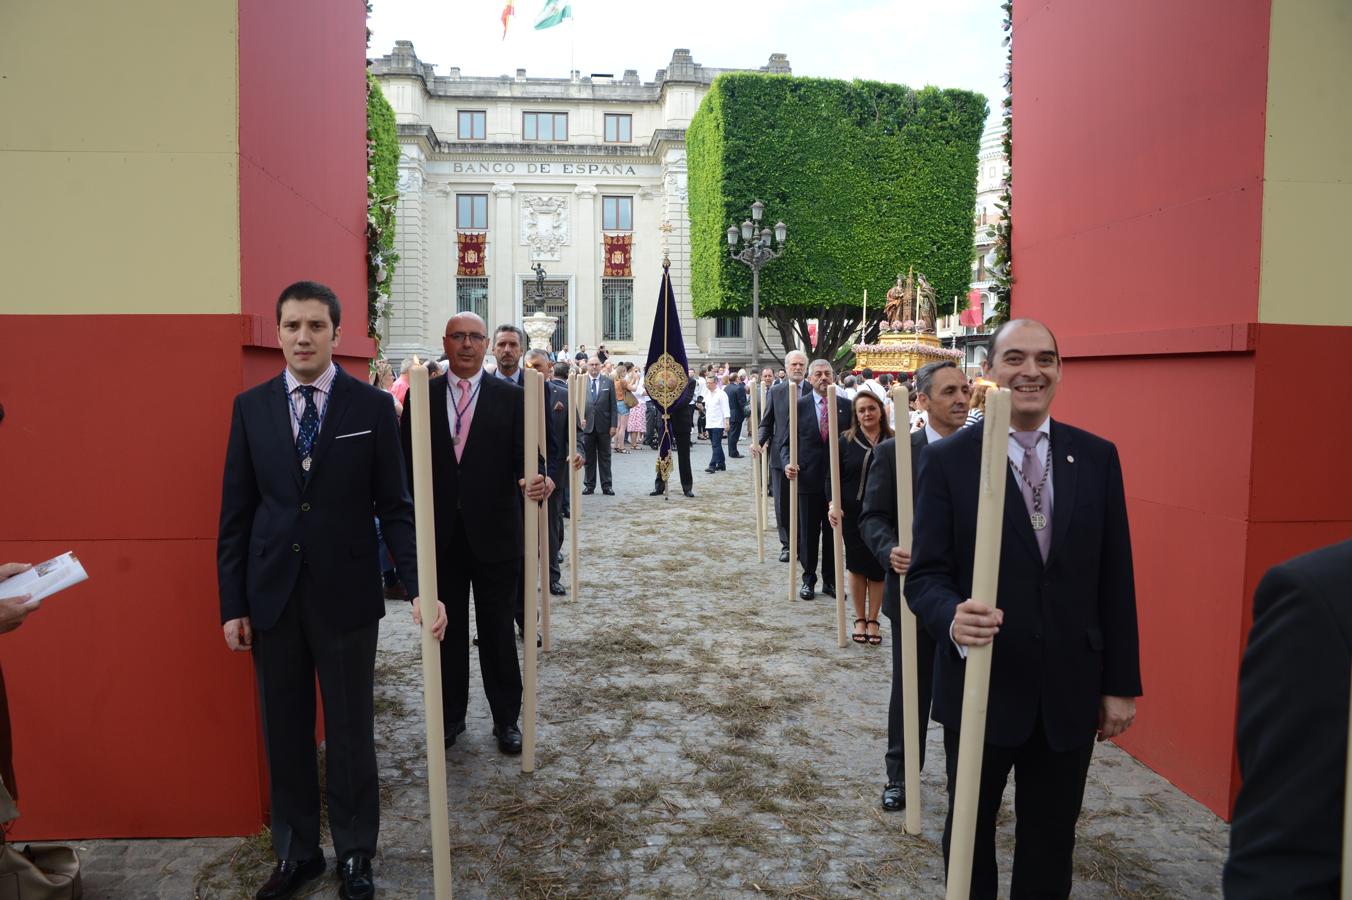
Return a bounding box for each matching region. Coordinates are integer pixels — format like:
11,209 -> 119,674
687,73 -> 986,361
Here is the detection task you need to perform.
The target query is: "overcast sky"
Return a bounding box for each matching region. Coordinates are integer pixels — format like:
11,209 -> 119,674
367,0 -> 1005,125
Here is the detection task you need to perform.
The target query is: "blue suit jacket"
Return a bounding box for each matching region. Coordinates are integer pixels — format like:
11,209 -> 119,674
904,419 -> 1141,751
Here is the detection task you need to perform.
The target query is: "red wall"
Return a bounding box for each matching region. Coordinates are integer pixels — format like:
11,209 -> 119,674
1011,0 -> 1272,816
0,0 -> 373,838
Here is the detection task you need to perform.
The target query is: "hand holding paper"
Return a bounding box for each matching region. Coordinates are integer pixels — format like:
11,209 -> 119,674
0,552 -> 88,607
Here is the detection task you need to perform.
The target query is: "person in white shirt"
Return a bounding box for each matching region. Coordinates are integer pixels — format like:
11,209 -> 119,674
859,367 -> 888,403
702,374 -> 730,473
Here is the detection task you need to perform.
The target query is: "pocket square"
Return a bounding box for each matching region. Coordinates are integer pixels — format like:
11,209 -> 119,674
335,430 -> 372,440
553,401 -> 565,411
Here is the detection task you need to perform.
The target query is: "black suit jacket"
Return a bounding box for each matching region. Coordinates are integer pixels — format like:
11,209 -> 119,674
757,381 -> 795,473
581,375 -> 615,435
543,379 -> 568,482
1225,539 -> 1352,898
400,373 -> 526,565
904,420 -> 1141,751
779,391 -> 853,496
859,429 -> 930,621
725,382 -> 748,420
217,366 -> 419,632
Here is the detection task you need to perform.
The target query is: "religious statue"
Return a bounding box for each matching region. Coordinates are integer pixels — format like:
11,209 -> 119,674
913,271 -> 938,334
883,273 -> 911,329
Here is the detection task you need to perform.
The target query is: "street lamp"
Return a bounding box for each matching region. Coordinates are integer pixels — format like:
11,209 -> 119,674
727,199 -> 787,372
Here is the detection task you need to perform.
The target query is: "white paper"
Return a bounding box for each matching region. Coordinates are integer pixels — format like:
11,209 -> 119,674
0,551 -> 89,605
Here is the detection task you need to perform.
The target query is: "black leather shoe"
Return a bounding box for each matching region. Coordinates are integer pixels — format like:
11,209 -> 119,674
822,583 -> 836,598
338,853 -> 375,900
602,487 -> 615,495
881,782 -> 905,811
582,487 -> 595,495
799,584 -> 816,600
494,722 -> 524,754
648,488 -> 665,496
444,719 -> 466,748
704,467 -> 717,474
729,453 -> 743,458
256,857 -> 325,900
549,581 -> 566,596
779,548 -> 790,562
682,489 -> 695,498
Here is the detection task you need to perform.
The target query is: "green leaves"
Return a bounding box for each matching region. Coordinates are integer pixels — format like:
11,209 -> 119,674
688,74 -> 986,325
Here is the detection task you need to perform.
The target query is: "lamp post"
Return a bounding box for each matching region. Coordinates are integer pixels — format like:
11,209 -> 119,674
727,199 -> 787,373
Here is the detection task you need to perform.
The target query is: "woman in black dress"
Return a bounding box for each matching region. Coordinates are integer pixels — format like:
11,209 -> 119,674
830,390 -> 893,644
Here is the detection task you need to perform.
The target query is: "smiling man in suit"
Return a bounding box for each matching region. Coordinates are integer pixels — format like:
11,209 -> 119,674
783,359 -> 852,600
860,360 -> 970,813
905,319 -> 1141,899
218,281 -> 447,900
401,312 -> 551,759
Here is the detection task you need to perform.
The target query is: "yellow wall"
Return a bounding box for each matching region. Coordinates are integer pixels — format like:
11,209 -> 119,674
1258,0 -> 1352,327
0,1 -> 240,315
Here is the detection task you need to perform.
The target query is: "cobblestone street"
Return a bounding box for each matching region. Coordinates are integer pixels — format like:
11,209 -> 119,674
72,441 -> 1227,898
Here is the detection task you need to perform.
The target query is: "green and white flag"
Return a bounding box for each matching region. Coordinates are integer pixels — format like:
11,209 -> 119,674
534,0 -> 572,29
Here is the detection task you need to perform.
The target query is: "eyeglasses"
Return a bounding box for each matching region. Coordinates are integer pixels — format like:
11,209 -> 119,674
446,332 -> 487,344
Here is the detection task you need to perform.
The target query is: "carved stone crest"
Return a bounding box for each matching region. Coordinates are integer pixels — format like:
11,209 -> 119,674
520,194 -> 570,260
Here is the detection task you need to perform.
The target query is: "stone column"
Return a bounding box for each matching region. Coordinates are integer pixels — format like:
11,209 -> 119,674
492,182 -> 516,325
661,148 -> 698,349
389,149 -> 430,360
573,184 -> 598,349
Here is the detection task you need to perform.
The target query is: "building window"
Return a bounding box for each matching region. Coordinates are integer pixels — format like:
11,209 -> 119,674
602,278 -> 633,341
456,194 -> 488,230
457,110 -> 486,141
523,111 -> 568,142
602,196 -> 633,231
456,277 -> 488,320
715,317 -> 743,339
604,113 -> 632,143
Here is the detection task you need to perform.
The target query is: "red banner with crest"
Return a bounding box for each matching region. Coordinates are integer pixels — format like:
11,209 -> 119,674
603,233 -> 632,277
457,232 -> 486,276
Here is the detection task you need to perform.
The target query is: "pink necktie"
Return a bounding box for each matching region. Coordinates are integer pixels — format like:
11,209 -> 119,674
818,397 -> 829,442
454,379 -> 474,462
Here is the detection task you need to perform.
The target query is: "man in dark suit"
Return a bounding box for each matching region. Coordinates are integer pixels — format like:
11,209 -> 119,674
527,348 -> 575,596
492,325 -> 526,386
1225,538 -> 1352,897
578,356 -> 616,495
400,312 -> 551,758
218,281 -> 446,900
860,360 -> 970,813
725,373 -> 748,458
753,350 -> 809,562
905,319 -> 1141,899
782,359 -> 852,600
650,376 -> 697,498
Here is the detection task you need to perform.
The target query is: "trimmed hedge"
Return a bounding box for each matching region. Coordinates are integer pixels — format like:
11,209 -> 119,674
688,74 -> 986,322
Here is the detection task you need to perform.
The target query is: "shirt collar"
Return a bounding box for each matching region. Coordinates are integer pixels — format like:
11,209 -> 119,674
284,363 -> 336,396
924,423 -> 946,445
1009,417 -> 1052,439
450,368 -> 484,389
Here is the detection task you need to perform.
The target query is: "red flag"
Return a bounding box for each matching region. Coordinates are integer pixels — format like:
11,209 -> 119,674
501,0 -> 514,38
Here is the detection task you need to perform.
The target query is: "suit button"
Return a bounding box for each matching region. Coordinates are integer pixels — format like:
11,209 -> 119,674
292,543 -> 301,552
1034,633 -> 1043,641
301,503 -> 311,512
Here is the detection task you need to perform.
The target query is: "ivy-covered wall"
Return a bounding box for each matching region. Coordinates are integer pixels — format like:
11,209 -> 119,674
688,74 -> 986,320
366,72 -> 399,344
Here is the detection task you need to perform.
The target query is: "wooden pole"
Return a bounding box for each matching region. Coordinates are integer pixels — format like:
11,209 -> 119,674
538,385 -> 550,653
891,385 -> 923,836
788,379 -> 799,605
752,384 -> 764,563
827,383 -> 846,648
945,387 -> 1012,900
522,369 -> 542,774
569,372 -> 580,604
407,359 -> 453,898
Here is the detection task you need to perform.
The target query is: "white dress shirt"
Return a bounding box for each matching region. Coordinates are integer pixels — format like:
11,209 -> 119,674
445,368 -> 484,440
705,387 -> 730,428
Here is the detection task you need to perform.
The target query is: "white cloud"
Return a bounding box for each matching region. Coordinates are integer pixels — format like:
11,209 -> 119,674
367,0 -> 1004,121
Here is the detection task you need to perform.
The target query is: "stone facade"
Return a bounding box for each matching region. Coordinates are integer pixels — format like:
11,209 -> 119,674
370,44 -> 793,366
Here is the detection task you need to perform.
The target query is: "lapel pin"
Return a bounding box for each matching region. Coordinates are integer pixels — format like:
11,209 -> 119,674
1067,455 -> 1075,463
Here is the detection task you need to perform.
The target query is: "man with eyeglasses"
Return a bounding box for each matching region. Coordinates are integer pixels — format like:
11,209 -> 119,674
400,312 -> 552,759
